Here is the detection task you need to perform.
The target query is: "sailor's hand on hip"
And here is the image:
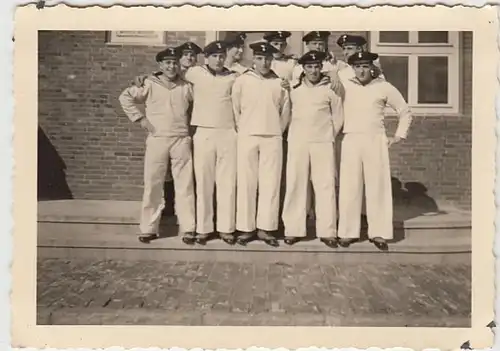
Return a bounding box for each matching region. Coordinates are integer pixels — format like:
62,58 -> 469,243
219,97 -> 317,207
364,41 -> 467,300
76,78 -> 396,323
139,118 -> 155,134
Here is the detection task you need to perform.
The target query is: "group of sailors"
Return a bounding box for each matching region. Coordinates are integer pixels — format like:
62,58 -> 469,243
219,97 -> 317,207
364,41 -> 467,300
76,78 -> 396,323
119,31 -> 412,252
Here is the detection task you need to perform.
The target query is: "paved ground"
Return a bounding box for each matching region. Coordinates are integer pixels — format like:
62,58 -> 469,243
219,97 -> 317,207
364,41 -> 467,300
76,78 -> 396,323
37,257 -> 471,327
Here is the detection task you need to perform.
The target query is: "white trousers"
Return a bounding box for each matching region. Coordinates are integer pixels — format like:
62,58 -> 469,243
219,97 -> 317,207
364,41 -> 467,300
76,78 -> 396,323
140,135 -> 196,234
282,141 -> 337,238
338,133 -> 393,239
237,135 -> 283,232
193,127 -> 237,234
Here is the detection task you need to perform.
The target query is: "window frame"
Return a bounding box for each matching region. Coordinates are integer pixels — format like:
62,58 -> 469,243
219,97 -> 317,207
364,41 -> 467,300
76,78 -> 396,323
105,31 -> 167,46
369,31 -> 461,115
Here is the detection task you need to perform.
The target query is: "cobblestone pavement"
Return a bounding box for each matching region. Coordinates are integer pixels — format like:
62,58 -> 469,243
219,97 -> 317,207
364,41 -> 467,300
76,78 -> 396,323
37,258 -> 471,326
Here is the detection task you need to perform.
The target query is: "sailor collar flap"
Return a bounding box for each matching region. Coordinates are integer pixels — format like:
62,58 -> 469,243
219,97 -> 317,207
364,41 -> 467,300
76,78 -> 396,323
148,72 -> 188,89
203,65 -> 237,77
243,68 -> 280,80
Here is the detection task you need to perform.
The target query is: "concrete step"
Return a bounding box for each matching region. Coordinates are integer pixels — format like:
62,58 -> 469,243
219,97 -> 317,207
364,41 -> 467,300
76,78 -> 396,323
37,222 -> 471,265
37,199 -> 472,229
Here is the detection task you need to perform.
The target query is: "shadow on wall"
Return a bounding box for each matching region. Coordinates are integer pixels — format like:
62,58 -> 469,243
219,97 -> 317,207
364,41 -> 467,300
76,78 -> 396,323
392,177 -> 443,218
379,177 -> 445,243
37,126 -> 73,201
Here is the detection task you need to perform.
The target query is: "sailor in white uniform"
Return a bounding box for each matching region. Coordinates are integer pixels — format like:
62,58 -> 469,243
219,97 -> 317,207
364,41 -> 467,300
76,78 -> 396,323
184,41 -> 240,245
282,50 -> 344,247
224,32 -> 249,74
232,41 -> 291,247
291,31 -> 336,222
334,51 -> 413,251
292,31 -> 337,84
177,41 -> 203,73
119,47 -> 196,244
332,34 -> 385,228
262,31 -> 298,81
335,34 -> 385,80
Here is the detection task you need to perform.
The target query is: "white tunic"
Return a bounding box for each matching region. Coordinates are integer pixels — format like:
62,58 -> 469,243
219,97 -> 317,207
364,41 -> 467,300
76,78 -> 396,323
119,75 -> 193,137
288,79 -> 343,143
340,76 -> 412,139
232,69 -> 291,136
184,65 -> 238,129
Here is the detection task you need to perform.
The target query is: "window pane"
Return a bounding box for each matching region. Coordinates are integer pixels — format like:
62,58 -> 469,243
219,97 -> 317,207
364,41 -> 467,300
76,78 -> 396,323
379,55 -> 409,101
379,31 -> 409,43
418,31 -> 449,43
418,56 -> 448,104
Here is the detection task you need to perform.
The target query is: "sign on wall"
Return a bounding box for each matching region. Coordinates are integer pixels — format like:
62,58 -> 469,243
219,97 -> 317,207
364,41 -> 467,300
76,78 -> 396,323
106,31 -> 167,46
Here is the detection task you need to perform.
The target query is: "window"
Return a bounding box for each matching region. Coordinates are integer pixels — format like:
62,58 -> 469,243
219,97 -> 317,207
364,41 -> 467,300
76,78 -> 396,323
370,31 -> 460,114
105,31 -> 167,46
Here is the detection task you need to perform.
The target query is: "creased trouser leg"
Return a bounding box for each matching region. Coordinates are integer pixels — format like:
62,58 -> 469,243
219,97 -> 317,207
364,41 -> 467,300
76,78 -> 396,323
215,129 -> 237,233
338,134 -> 364,239
236,135 -> 259,232
282,141 -> 309,238
310,142 -> 337,238
169,136 -> 196,233
256,136 -> 283,231
140,136 -> 170,235
363,134 -> 393,239
193,129 -> 216,234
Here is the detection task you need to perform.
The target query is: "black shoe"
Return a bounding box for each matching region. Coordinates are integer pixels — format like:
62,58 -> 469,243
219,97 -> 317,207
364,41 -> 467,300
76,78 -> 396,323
370,237 -> 389,251
263,237 -> 279,247
181,232 -> 196,245
138,233 -> 157,244
236,232 -> 255,246
284,237 -> 301,246
257,230 -> 279,247
320,238 -> 338,248
219,232 -> 236,245
195,233 -> 212,245
338,238 -> 355,248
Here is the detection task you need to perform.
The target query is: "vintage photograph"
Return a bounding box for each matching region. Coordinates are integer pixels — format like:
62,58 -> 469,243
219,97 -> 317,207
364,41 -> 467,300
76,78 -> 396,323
36,28 -> 473,327
10,4 -> 496,350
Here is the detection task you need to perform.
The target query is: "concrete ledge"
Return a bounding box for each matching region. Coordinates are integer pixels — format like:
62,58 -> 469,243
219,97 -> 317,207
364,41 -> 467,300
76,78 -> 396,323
38,199 -> 472,229
37,307 -> 470,327
38,220 -> 471,264
38,222 -> 471,253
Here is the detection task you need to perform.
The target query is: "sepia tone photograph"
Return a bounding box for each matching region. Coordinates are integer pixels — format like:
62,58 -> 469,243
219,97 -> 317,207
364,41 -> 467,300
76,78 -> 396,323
10,4 -> 496,350
36,28 -> 473,327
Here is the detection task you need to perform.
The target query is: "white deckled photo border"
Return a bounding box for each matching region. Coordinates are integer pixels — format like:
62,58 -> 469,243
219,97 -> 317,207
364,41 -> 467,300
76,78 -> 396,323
6,3 -> 498,351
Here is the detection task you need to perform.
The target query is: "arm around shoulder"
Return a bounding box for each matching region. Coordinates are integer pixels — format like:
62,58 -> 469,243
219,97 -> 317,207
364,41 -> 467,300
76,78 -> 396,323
329,90 -> 344,137
280,87 -> 292,133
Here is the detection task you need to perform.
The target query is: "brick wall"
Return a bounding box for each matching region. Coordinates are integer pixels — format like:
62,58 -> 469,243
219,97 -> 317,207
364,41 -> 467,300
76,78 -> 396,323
38,31 -> 472,210
38,31 -> 207,201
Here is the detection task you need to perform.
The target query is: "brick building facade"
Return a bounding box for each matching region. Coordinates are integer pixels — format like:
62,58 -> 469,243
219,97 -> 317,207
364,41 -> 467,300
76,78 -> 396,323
38,31 -> 473,210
